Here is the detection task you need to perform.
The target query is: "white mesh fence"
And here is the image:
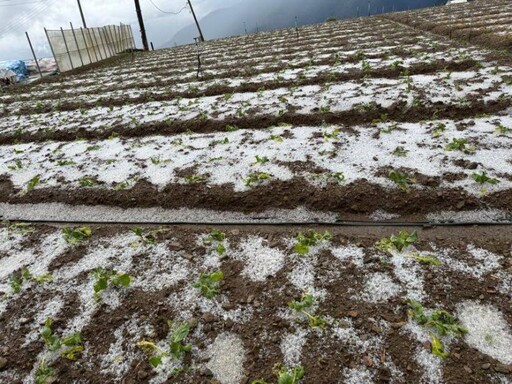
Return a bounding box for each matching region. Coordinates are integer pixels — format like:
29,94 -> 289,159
45,24 -> 135,72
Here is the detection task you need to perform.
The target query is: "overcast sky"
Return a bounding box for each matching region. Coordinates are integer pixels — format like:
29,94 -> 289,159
0,0 -> 241,61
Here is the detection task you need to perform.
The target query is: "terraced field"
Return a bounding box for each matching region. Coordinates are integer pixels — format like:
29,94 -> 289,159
0,1 -> 511,383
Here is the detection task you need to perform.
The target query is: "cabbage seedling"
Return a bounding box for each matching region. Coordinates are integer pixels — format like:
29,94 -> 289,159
375,230 -> 417,253
472,172 -> 499,185
203,230 -> 227,255
34,359 -> 55,384
9,268 -> 53,293
495,124 -> 511,136
245,172 -> 271,187
192,270 -> 224,299
92,268 -> 132,302
392,146 -> 408,157
253,155 -> 269,165
445,138 -> 475,154
41,318 -> 83,360
251,364 -> 304,384
288,293 -> 326,329
137,321 -> 192,368
294,230 -> 332,255
27,175 -> 41,191
388,170 -> 414,192
131,227 -> 157,245
406,299 -> 466,358
62,227 -> 92,244
184,174 -> 207,183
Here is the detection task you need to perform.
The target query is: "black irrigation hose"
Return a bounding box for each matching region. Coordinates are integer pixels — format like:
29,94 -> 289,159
2,217 -> 512,227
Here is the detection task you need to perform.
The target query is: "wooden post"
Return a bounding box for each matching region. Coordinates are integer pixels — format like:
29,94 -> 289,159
187,0 -> 205,42
91,28 -> 105,60
25,31 -> 43,78
77,0 -> 87,28
134,0 -> 149,50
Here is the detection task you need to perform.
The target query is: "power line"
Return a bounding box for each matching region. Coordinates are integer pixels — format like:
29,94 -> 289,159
146,0 -> 187,15
0,1 -> 45,6
0,0 -> 51,35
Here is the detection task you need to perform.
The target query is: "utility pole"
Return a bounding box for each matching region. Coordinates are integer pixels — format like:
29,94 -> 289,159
187,0 -> 205,42
77,0 -> 87,28
134,0 -> 149,50
368,0 -> 371,17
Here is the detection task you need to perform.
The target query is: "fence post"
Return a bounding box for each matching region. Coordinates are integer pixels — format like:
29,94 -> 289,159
25,31 -> 43,78
70,22 -> 84,67
85,28 -> 99,62
80,27 -> 94,64
98,28 -> 110,58
103,27 -> 114,57
120,23 -> 126,52
60,27 -> 74,70
109,26 -> 118,54
92,28 -> 105,60
44,28 -> 62,73
114,25 -> 121,53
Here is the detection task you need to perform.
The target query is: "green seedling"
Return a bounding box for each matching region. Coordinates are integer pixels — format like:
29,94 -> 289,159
137,321 -> 192,368
78,177 -> 95,187
407,299 -> 467,337
409,253 -> 441,266
7,159 -> 23,170
34,359 -> 55,384
388,170 -> 414,192
495,124 -> 511,136
4,221 -> 34,235
131,227 -> 157,246
330,172 -> 345,185
276,364 -> 305,384
445,138 -> 475,154
203,230 -> 227,255
150,157 -> 171,165
288,293 -> 326,329
362,60 -> 372,75
432,123 -> 447,138
472,172 -> 499,185
253,155 -> 269,165
392,146 -> 408,157
376,230 -> 417,253
10,268 -> 53,293
27,175 -> 41,191
270,134 -> 284,143
192,270 -> 224,299
62,227 -> 92,244
41,318 -> 83,360
431,335 -> 449,359
184,174 -> 207,183
92,268 -> 131,301
245,172 -> 271,187
294,230 -> 332,255
56,159 -> 75,166
225,124 -> 238,132
323,129 -> 340,141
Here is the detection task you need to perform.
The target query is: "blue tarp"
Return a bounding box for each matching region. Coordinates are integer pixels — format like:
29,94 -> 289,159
0,60 -> 28,81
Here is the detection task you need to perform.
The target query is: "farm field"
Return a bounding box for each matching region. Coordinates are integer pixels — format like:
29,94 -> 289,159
0,0 -> 512,383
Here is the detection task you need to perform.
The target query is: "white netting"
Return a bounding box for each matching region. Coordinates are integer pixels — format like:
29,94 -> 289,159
46,24 -> 135,72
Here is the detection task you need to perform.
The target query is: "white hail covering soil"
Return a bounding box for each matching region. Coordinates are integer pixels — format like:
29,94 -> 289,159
359,272 -> 401,303
234,236 -> 285,281
205,333 -> 246,384
457,301 -> 512,365
280,327 -> 308,367
1,115 -> 510,195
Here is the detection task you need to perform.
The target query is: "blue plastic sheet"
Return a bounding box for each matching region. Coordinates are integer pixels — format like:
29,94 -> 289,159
0,60 -> 28,81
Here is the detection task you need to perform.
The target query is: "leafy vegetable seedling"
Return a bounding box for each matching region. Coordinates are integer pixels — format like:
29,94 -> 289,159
445,138 -> 475,154
131,227 -> 157,246
92,268 -> 132,302
409,253 -> 441,266
472,172 -> 499,185
41,317 -> 84,360
392,146 -> 408,157
253,155 -> 270,165
27,175 -> 41,191
62,227 -> 92,245
10,268 -> 53,293
406,299 -> 467,358
375,230 -> 417,253
288,293 -> 326,329
294,230 -> 332,255
137,321 -> 192,368
251,364 -> 305,384
184,174 -> 207,183
388,170 -> 414,192
203,230 -> 227,255
192,270 -> 224,299
245,172 -> 272,187
432,123 -> 446,138
34,359 -> 55,384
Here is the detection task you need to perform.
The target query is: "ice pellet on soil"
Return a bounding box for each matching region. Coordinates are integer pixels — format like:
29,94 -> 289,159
457,301 -> 512,365
331,245 -> 365,268
206,333 -> 246,384
359,272 -> 401,303
233,236 -> 285,281
280,328 -> 308,367
343,366 -> 375,384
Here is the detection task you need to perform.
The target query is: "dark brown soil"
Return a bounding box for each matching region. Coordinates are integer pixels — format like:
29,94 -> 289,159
0,224 -> 511,383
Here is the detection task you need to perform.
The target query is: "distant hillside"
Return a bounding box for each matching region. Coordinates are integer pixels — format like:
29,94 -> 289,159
162,0 -> 443,47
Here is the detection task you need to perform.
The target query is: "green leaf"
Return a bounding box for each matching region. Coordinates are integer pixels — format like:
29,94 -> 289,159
171,323 -> 190,343
431,336 -> 449,359
117,273 -> 131,287
93,278 -> 108,293
149,355 -> 163,368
